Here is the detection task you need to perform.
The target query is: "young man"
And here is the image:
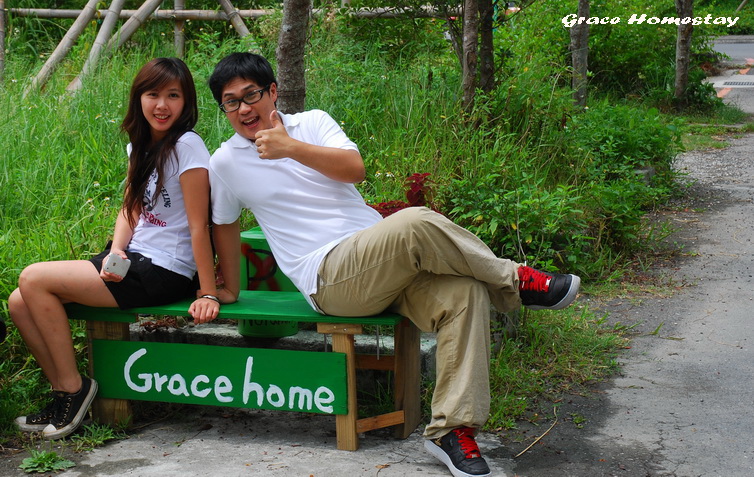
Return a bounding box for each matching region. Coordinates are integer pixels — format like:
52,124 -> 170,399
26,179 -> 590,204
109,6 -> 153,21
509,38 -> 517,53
208,52 -> 580,477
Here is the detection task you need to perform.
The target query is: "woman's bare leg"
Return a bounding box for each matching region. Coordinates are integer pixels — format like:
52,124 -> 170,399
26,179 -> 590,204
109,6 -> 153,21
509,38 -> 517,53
11,260 -> 118,393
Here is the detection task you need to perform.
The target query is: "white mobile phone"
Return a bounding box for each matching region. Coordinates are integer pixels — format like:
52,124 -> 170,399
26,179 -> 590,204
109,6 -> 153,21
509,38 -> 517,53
103,253 -> 131,277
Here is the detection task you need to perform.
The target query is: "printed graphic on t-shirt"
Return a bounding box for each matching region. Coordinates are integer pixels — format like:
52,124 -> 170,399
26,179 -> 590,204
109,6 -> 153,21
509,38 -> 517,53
142,170 -> 171,227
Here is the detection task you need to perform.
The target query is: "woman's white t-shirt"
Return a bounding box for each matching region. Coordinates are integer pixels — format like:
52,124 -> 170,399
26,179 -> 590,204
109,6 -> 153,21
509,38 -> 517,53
128,131 -> 211,279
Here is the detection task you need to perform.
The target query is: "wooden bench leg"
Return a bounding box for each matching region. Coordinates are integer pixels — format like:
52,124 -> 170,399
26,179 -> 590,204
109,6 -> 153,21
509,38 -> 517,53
318,323 -> 363,451
86,320 -> 133,427
393,318 -> 422,438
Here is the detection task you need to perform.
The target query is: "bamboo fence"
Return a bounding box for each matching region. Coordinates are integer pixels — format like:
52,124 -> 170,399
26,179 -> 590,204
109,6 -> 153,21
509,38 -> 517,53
2,2 -> 457,88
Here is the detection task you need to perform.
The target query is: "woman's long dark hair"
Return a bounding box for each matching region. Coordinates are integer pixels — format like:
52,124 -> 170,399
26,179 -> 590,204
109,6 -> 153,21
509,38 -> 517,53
120,57 -> 198,228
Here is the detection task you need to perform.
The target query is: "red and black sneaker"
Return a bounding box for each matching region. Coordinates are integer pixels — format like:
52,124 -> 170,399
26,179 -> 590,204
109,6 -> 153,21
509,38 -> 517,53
424,427 -> 491,477
518,265 -> 580,310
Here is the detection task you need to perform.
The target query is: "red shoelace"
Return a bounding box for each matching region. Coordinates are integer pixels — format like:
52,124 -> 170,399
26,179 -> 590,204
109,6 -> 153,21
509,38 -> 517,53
518,266 -> 551,292
453,427 -> 482,459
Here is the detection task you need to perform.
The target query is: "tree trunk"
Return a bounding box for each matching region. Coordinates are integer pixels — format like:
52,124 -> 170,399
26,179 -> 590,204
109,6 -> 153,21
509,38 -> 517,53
276,0 -> 311,113
570,0 -> 590,108
478,0 -> 494,93
674,0 -> 694,111
461,0 -> 479,114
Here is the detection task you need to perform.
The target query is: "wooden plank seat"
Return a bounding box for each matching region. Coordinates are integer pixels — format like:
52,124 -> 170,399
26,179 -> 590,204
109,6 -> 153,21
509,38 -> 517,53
65,290 -> 421,451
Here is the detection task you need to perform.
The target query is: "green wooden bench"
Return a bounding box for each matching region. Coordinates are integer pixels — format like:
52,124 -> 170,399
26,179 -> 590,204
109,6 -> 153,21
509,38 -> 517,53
65,290 -> 421,451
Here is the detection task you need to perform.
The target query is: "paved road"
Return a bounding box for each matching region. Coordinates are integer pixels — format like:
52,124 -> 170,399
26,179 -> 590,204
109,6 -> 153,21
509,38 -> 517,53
509,36 -> 754,477
510,132 -> 754,476
708,35 -> 754,113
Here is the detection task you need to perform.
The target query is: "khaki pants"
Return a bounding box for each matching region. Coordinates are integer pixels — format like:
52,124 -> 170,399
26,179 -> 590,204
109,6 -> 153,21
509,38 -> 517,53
311,207 -> 522,438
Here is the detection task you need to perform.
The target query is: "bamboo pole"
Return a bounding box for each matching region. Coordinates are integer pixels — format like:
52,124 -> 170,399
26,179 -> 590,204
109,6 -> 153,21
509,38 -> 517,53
9,8 -> 272,20
218,0 -> 250,37
67,0 -> 126,92
175,0 -> 185,57
0,0 -> 5,80
23,0 -> 100,98
8,7 -> 456,20
104,0 -> 163,54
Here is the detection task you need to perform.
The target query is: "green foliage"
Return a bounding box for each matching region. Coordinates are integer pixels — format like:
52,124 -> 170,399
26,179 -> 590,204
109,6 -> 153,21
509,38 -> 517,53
568,102 -> 682,179
449,166 -> 591,272
19,449 -> 75,473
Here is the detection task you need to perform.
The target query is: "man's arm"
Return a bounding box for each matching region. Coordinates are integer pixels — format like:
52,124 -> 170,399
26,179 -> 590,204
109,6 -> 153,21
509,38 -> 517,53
254,111 -> 366,183
213,220 -> 241,304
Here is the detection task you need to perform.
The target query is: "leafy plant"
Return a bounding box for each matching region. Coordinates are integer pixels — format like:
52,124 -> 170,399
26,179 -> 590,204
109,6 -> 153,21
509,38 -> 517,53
449,168 -> 591,272
69,423 -> 128,452
368,173 -> 438,217
19,449 -> 75,474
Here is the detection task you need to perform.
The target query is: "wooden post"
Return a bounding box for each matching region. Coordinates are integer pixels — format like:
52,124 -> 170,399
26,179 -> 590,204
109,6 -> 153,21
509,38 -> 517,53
174,0 -> 186,57
218,0 -> 250,37
392,318 -> 421,438
86,320 -> 132,426
318,323 -> 363,451
23,0 -> 100,97
67,0 -> 126,92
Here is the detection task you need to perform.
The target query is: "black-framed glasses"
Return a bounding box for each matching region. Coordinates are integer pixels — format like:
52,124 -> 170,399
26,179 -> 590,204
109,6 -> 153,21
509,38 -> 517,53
219,85 -> 271,113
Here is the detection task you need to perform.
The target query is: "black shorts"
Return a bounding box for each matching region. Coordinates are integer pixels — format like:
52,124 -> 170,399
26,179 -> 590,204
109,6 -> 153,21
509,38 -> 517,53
90,247 -> 196,310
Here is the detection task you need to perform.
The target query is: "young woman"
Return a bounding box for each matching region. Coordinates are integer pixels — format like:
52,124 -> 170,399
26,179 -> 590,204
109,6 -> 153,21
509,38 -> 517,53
9,57 -> 219,440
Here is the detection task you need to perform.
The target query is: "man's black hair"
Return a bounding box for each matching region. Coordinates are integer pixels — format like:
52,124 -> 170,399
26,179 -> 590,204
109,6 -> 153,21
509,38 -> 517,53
208,53 -> 277,104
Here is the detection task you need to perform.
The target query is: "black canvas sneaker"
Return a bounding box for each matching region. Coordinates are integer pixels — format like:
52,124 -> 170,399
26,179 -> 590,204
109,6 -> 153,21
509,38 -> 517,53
518,265 -> 580,310
424,427 -> 491,477
42,376 -> 98,440
15,394 -> 58,432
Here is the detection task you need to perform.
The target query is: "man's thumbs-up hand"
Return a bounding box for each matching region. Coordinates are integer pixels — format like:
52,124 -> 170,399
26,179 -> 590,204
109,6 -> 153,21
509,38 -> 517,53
255,110 -> 290,159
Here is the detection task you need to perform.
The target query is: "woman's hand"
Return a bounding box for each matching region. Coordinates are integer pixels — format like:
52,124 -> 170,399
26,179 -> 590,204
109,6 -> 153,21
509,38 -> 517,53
100,250 -> 128,282
189,294 -> 221,324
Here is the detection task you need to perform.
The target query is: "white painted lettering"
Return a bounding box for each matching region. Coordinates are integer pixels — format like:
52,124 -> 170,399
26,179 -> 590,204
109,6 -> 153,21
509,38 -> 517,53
191,375 -> 211,398
243,357 -> 264,406
266,385 -> 285,408
168,375 -> 190,397
314,386 -> 335,414
154,373 -> 169,392
124,348 -> 152,392
289,387 -> 313,410
214,376 -> 233,403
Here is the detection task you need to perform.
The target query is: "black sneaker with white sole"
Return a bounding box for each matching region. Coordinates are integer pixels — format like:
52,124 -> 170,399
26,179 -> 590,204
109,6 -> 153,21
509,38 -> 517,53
424,427 -> 491,477
518,265 -> 580,310
42,375 -> 98,440
15,394 -> 58,432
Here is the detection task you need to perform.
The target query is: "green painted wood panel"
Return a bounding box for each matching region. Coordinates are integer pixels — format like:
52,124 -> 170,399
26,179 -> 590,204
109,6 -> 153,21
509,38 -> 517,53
92,340 -> 348,415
